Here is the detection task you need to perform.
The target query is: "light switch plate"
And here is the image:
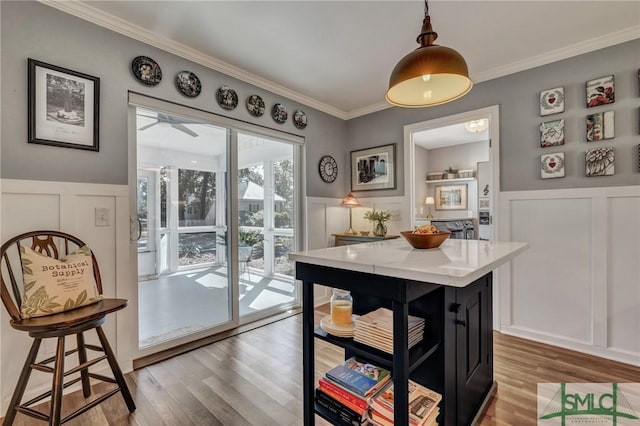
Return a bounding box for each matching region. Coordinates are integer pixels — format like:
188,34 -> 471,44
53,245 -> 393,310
95,207 -> 110,226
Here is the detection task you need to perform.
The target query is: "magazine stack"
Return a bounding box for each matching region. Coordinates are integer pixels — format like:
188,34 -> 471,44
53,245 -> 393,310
315,357 -> 391,425
368,379 -> 442,426
353,308 -> 425,353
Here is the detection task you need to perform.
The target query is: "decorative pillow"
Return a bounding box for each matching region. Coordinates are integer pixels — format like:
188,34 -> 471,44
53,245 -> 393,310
19,245 -> 102,319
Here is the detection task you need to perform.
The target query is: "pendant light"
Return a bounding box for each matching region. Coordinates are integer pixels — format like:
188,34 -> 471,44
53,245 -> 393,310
386,0 -> 472,108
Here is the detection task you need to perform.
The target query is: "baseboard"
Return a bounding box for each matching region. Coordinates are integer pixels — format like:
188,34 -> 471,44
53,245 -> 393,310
501,326 -> 640,367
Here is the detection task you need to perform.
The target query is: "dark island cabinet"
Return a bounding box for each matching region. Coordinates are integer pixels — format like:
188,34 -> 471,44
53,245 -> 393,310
297,261 -> 494,426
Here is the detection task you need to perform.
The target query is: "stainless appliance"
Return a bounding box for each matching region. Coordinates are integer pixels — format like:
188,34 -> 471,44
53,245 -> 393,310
431,219 -> 476,240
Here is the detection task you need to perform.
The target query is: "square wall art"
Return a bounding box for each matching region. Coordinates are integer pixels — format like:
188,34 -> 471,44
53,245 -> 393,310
540,119 -> 565,147
586,75 -> 615,107
540,87 -> 565,116
586,147 -> 614,177
540,152 -> 565,179
586,111 -> 614,141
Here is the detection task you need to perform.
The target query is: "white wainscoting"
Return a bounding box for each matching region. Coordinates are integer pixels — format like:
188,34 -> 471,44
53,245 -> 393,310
0,179 -> 132,413
499,186 -> 640,366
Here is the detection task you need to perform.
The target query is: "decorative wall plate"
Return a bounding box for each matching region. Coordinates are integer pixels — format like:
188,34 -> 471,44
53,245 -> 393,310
272,103 -> 288,124
293,110 -> 308,129
217,86 -> 238,110
539,87 -> 564,116
540,119 -> 565,147
586,147 -> 615,176
540,152 -> 565,179
175,71 -> 201,97
586,111 -> 615,141
319,155 -> 338,183
131,56 -> 162,86
246,95 -> 265,117
586,75 -> 614,107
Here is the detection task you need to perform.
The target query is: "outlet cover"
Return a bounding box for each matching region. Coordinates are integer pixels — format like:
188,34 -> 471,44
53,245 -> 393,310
95,207 -> 110,226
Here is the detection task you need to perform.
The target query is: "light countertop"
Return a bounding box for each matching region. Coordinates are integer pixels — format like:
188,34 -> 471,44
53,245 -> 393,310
289,238 -> 528,287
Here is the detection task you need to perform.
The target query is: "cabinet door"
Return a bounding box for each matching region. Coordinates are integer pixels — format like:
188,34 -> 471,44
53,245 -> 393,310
455,275 -> 493,425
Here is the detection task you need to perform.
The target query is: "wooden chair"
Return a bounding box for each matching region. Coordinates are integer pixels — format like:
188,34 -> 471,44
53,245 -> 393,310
0,230 -> 135,425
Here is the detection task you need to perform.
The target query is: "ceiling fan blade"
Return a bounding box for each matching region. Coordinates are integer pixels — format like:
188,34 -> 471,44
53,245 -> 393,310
138,122 -> 159,131
172,123 -> 198,137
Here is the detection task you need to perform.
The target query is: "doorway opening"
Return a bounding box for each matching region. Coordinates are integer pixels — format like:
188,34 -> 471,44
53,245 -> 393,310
403,105 -> 500,242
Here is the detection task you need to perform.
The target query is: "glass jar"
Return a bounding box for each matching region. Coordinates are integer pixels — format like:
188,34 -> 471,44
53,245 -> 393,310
330,288 -> 353,326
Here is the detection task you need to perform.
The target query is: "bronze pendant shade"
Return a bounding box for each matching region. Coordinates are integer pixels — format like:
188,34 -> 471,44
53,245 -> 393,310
386,3 -> 472,108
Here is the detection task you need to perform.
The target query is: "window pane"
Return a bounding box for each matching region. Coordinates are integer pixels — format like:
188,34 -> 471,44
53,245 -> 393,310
137,177 -> 149,250
179,169 -> 216,227
238,165 -> 264,227
274,159 -> 294,229
275,236 -> 294,277
160,167 -> 167,228
178,232 -> 217,266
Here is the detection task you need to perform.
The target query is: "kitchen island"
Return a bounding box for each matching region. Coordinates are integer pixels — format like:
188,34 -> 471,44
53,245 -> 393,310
290,238 -> 527,425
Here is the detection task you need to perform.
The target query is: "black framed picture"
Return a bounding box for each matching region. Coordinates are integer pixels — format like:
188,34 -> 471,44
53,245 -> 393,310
28,59 -> 100,151
350,143 -> 396,191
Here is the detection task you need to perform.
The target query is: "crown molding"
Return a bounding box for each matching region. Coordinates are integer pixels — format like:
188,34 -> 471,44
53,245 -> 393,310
472,25 -> 640,84
39,0 -> 349,120
38,1 -> 640,122
345,101 -> 392,120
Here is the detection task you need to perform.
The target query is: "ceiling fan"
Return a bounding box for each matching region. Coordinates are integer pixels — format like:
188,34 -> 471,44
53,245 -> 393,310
137,112 -> 200,137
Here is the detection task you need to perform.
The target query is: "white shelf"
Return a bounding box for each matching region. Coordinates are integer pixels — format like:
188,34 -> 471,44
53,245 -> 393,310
425,177 -> 475,184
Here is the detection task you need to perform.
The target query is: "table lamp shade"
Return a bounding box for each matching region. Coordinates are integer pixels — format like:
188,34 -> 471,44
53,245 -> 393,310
341,193 -> 360,207
341,193 -> 360,234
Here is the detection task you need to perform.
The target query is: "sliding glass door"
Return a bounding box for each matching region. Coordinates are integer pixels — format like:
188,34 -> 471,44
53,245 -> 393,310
136,107 -> 231,350
131,99 -> 302,356
237,133 -> 297,321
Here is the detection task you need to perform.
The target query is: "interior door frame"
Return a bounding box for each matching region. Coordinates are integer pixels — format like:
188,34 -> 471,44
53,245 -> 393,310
403,105 -> 501,326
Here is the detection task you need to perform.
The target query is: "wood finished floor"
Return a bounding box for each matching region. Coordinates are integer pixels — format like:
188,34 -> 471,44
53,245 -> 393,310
3,310 -> 640,425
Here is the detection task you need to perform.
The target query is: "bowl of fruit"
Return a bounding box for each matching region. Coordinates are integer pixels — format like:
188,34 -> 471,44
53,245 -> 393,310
401,225 -> 451,249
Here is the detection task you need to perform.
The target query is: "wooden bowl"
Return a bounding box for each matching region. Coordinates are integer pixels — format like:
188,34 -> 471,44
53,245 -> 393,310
400,231 -> 451,249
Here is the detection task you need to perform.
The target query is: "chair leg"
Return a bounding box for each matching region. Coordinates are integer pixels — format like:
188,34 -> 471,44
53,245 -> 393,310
95,326 -> 136,412
4,338 -> 42,425
49,336 -> 65,426
76,332 -> 91,398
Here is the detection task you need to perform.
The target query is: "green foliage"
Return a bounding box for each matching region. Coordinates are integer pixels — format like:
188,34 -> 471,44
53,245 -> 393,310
247,210 -> 264,227
445,166 -> 458,173
363,209 -> 392,224
239,229 -> 261,247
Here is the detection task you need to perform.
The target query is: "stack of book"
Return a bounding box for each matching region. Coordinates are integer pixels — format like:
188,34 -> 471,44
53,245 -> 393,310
368,379 -> 442,426
315,357 -> 391,425
353,308 -> 425,353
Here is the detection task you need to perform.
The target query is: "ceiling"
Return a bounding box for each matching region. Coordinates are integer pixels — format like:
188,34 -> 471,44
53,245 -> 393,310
50,1 -> 640,119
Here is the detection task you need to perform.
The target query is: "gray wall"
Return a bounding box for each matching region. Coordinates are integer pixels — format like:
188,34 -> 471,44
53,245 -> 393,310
347,39 -> 640,195
0,1 -> 347,198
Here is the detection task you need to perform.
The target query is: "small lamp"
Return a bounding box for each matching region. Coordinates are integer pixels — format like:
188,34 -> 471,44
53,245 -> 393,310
341,193 -> 360,235
426,196 -> 435,219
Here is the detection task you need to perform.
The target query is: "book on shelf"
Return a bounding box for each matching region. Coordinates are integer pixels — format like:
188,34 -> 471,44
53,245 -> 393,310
316,384 -> 368,416
369,406 -> 439,426
353,308 -> 425,353
315,388 -> 368,425
325,357 -> 391,398
354,307 -> 425,335
369,379 -> 441,426
318,377 -> 369,410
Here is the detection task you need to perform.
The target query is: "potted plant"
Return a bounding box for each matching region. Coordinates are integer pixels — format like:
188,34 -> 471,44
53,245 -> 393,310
444,166 -> 458,179
363,209 -> 392,237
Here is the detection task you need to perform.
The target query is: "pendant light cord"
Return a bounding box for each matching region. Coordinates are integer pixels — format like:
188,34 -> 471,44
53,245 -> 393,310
417,0 -> 437,46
